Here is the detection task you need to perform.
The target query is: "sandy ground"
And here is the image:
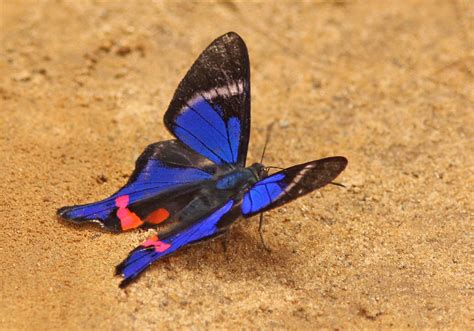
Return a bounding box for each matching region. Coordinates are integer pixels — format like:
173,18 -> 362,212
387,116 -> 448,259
1,0 -> 473,329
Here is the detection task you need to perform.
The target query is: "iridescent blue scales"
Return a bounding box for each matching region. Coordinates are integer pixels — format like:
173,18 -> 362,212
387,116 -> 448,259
57,32 -> 347,287
174,93 -> 242,165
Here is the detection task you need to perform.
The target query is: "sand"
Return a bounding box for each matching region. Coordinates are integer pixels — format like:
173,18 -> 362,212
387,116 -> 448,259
1,0 -> 472,329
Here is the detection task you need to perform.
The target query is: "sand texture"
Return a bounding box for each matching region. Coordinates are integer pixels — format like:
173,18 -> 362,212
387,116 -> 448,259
1,1 -> 473,329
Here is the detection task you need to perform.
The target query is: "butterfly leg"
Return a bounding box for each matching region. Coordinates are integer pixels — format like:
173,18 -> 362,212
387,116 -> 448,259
221,231 -> 229,253
258,213 -> 271,252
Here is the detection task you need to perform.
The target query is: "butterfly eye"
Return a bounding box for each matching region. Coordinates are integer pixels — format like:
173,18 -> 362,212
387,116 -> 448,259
256,165 -> 267,178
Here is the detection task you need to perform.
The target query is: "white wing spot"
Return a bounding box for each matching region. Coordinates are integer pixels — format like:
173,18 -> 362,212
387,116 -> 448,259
186,80 -> 244,110
284,163 -> 316,195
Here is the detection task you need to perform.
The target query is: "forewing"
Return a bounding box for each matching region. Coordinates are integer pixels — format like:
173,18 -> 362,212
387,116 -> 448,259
164,32 -> 251,167
241,157 -> 348,217
57,140 -> 214,232
116,200 -> 235,287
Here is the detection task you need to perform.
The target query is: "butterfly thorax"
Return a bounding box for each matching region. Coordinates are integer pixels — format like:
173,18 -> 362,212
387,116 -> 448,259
214,163 -> 267,191
215,169 -> 255,191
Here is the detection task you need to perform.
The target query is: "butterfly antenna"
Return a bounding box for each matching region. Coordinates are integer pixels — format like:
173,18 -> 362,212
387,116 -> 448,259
265,166 -> 285,171
260,122 -> 275,163
330,181 -> 346,188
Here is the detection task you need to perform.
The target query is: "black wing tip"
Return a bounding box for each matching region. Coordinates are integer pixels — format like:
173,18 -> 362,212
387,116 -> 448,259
215,32 -> 247,49
332,156 -> 348,169
327,156 -> 348,178
115,263 -> 129,288
57,205 -> 76,220
318,156 -> 348,171
115,264 -> 137,289
115,263 -> 125,276
57,206 -> 69,217
218,31 -> 241,39
298,156 -> 348,174
57,206 -> 121,232
56,205 -> 85,223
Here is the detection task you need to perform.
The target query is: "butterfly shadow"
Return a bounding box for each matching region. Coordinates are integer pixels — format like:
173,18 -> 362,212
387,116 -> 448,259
145,221 -> 295,284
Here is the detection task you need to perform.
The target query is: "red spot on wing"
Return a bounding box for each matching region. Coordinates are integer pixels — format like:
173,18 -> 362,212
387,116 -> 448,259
142,235 -> 171,253
115,195 -> 144,231
146,208 -> 170,224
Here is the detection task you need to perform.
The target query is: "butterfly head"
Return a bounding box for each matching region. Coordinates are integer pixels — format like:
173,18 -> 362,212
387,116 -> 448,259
248,162 -> 268,181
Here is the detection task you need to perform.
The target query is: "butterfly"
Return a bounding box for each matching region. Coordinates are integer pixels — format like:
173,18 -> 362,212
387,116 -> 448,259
57,32 -> 348,288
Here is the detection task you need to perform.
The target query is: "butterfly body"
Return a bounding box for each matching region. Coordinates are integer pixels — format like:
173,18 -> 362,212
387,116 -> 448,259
141,163 -> 265,239
58,32 -> 348,287
215,163 -> 263,190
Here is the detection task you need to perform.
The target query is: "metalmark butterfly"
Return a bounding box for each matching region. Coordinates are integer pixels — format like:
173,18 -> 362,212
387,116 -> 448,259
58,32 -> 347,288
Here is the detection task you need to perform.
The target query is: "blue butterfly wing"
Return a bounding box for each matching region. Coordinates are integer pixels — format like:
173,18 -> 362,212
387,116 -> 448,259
242,157 -> 348,217
57,140 -> 217,232
164,32 -> 250,167
116,200 -> 235,287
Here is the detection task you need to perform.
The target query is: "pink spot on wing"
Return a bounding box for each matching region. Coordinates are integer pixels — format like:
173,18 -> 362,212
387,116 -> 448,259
154,241 -> 171,253
115,195 -> 129,208
143,235 -> 159,247
142,235 -> 171,253
115,195 -> 143,230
